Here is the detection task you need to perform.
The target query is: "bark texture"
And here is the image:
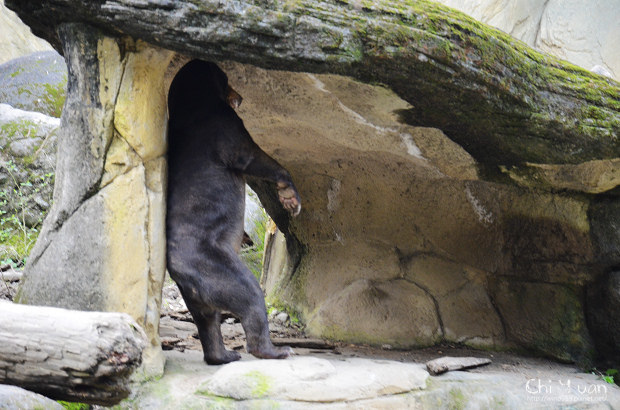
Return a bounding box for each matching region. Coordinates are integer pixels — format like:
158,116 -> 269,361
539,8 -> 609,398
5,0 -> 619,170
0,300 -> 146,405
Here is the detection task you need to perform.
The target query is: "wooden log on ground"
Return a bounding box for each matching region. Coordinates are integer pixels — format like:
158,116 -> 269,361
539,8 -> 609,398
0,300 -> 146,406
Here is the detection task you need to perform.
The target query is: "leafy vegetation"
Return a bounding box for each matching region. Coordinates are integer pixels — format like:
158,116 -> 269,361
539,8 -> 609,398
57,401 -> 90,410
602,369 -> 618,385
41,76 -> 67,118
0,119 -> 40,141
0,160 -> 53,268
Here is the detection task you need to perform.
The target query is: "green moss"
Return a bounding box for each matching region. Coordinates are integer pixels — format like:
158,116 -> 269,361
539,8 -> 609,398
57,402 -> 90,410
41,75 -> 67,118
490,396 -> 506,409
194,391 -> 236,409
244,370 -> 273,398
0,120 -> 40,141
266,301 -> 302,326
448,388 -> 467,410
10,68 -> 24,78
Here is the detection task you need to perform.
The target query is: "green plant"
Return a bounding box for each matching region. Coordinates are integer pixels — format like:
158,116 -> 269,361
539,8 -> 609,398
592,368 -> 618,385
603,369 -> 617,385
41,75 -> 67,118
0,119 -> 39,141
0,161 -> 53,267
57,401 -> 90,410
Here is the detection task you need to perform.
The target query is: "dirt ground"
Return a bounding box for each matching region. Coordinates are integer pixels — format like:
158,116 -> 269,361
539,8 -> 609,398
158,279 -> 592,379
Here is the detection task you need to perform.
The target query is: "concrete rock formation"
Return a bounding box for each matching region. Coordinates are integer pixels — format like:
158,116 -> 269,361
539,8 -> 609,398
436,0 -> 620,80
4,0 -> 620,370
0,51 -> 66,117
0,0 -> 52,65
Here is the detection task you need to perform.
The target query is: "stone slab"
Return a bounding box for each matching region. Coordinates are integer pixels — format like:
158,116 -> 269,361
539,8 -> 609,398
426,356 -> 492,375
117,350 -> 620,409
203,356 -> 429,402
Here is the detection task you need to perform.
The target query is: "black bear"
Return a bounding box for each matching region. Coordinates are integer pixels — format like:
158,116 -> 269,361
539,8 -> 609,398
166,60 -> 301,364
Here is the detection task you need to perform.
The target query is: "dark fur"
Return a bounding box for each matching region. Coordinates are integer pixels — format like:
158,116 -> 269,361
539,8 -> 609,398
166,60 -> 300,364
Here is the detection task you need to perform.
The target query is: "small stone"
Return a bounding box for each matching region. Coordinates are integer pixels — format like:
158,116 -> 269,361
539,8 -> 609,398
9,137 -> 42,157
224,318 -> 235,325
33,195 -> 50,210
426,356 -> 491,375
274,312 -> 289,324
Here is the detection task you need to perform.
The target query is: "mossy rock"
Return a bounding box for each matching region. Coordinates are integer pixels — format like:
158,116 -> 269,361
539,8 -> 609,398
0,51 -> 67,117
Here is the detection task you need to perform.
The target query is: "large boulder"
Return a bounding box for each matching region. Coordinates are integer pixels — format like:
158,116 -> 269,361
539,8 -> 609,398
0,0 -> 52,65
437,0 -> 620,80
0,51 -> 66,117
5,0 -> 620,367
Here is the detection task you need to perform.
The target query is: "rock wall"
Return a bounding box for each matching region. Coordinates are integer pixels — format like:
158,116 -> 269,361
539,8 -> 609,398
6,1 -> 619,368
16,24 -> 180,377
0,0 -> 52,65
435,0 -> 620,79
229,64 -> 614,364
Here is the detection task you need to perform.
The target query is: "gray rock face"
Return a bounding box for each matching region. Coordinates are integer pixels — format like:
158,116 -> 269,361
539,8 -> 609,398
0,51 -> 66,117
119,350 -> 620,409
437,0 -> 620,80
426,356 -> 492,375
6,0 -> 619,167
0,384 -> 62,410
204,357 -> 428,402
0,0 -> 52,65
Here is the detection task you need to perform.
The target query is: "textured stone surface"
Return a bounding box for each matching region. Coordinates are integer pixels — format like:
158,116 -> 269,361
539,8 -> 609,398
436,0 -> 620,80
0,0 -> 52,65
204,357 -> 428,402
0,384 -> 62,410
307,279 -> 442,348
17,26 -> 172,376
117,350 -> 620,409
0,51 -> 66,117
426,356 -> 492,375
114,42 -> 173,161
491,280 -> 593,364
7,0 -> 620,169
227,63 -> 613,361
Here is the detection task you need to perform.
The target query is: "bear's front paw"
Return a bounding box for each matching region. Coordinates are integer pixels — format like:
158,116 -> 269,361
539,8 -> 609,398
277,183 -> 301,217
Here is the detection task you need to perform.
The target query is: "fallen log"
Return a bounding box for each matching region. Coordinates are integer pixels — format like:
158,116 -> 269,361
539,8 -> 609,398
0,300 -> 146,406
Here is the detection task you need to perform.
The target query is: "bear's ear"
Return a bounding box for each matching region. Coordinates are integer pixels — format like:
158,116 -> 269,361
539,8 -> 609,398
210,64 -> 231,103
226,86 -> 243,109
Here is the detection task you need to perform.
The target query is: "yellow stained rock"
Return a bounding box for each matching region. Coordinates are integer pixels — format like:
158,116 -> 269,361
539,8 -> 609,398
114,42 -> 173,161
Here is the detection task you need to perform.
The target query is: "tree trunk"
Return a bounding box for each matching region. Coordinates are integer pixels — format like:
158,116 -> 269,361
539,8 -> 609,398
0,300 -> 146,406
6,0 -> 620,169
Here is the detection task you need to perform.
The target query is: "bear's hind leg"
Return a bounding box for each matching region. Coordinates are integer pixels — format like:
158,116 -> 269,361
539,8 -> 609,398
207,251 -> 293,360
173,277 -> 241,364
